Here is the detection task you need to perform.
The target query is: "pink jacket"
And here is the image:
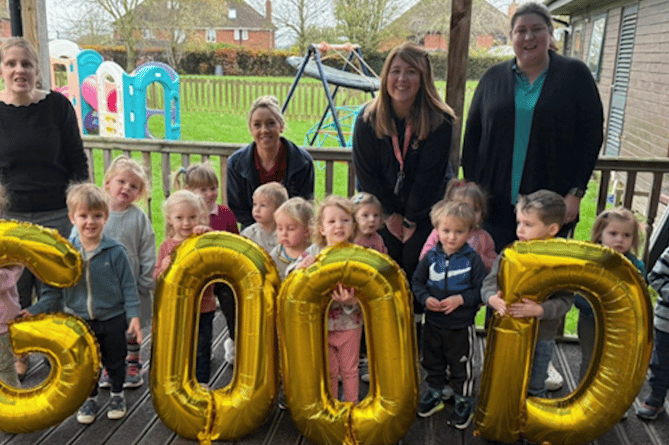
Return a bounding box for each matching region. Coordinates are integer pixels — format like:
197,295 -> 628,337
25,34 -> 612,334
419,228 -> 496,270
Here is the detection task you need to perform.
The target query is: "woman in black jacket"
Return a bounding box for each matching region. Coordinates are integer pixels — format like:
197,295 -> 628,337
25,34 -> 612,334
227,95 -> 314,229
352,41 -> 455,288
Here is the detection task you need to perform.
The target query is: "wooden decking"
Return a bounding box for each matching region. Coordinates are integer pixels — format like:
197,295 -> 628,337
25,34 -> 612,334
3,307 -> 668,445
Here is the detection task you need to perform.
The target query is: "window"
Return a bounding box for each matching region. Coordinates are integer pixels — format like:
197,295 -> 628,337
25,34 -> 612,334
143,28 -> 154,40
173,28 -> 186,43
206,28 -> 216,43
167,0 -> 180,9
234,29 -> 249,41
586,16 -> 606,80
570,22 -> 583,59
228,8 -> 237,20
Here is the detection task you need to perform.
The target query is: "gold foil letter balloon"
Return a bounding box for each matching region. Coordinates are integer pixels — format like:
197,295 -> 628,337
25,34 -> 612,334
150,232 -> 280,444
474,239 -> 652,445
0,221 -> 101,434
277,243 -> 419,445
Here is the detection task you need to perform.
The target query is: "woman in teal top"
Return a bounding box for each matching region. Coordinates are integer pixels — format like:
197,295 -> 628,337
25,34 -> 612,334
461,2 -> 604,252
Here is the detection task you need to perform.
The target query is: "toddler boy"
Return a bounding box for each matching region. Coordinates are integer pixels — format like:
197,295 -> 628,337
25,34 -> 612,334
240,181 -> 288,252
25,183 -> 141,424
482,189 -> 573,398
412,200 -> 487,429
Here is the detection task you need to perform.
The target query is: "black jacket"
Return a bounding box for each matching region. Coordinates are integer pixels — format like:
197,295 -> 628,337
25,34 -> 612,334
352,108 -> 453,223
461,51 -> 604,227
226,137 -> 314,228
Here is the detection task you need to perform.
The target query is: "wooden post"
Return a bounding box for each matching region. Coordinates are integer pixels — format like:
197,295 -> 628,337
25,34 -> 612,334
446,0 -> 472,172
21,0 -> 50,90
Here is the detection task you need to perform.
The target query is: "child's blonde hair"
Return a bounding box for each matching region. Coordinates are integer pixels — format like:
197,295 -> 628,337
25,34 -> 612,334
430,200 -> 476,231
172,162 -> 219,190
162,190 -> 207,238
516,190 -> 566,227
274,197 -> 314,230
314,195 -> 357,247
66,183 -> 109,216
104,155 -> 150,200
248,95 -> 285,130
351,192 -> 382,215
253,182 -> 288,209
0,182 -> 7,213
591,207 -> 641,255
444,179 -> 487,221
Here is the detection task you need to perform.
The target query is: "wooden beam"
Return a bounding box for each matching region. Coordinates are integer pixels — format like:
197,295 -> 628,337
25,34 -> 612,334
446,0 -> 472,172
21,0 -> 50,90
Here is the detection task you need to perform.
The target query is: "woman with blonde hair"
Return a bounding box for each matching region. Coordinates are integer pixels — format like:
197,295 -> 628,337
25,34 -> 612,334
352,41 -> 455,334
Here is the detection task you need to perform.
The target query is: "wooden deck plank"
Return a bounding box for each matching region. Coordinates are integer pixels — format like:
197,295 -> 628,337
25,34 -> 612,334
3,317 -> 668,444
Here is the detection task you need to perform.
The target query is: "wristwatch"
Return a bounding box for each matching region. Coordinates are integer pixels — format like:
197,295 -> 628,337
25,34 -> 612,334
402,218 -> 416,229
568,188 -> 586,198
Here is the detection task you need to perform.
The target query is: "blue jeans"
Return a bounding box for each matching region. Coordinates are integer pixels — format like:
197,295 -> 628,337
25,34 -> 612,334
528,340 -> 555,398
646,328 -> 669,407
196,311 -> 215,384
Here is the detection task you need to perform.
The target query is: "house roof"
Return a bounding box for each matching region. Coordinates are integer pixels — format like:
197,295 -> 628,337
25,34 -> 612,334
546,0 -> 612,15
130,0 -> 273,30
391,0 -> 510,40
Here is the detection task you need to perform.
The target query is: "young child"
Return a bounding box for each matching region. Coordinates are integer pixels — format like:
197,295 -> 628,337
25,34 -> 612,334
482,190 -> 573,399
293,195 -> 362,402
412,200 -> 487,428
0,183 -> 23,389
240,182 -> 288,252
24,183 -> 142,424
419,179 -> 496,270
637,245 -> 669,420
351,192 -> 387,255
173,162 -> 239,364
578,207 -> 645,382
153,190 -> 215,385
97,155 -> 155,390
269,197 -> 313,279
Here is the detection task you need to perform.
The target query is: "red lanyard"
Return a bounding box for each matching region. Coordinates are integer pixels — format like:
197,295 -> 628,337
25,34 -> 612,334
391,123 -> 413,172
392,123 -> 413,195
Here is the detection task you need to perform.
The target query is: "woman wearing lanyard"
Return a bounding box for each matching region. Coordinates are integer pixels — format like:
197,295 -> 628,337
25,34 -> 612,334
352,41 -> 455,307
462,2 -> 604,252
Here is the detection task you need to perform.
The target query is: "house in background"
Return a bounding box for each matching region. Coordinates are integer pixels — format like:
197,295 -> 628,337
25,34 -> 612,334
117,0 -> 275,50
385,0 -> 510,51
0,0 -> 11,38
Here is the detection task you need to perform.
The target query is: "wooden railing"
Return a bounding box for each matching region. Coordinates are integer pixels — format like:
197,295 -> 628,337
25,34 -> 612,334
83,136 -> 669,263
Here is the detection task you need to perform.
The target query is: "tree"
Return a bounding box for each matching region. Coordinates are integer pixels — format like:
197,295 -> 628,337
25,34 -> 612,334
334,0 -> 402,54
248,0 -> 331,52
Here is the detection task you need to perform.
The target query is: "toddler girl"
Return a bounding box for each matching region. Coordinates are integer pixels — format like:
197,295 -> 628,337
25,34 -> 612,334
351,193 -> 387,254
99,155 -> 155,389
173,162 -> 238,363
577,207 -> 645,380
269,197 -> 313,279
0,183 -> 23,388
419,179 -> 496,269
154,190 -> 214,385
293,195 -> 362,402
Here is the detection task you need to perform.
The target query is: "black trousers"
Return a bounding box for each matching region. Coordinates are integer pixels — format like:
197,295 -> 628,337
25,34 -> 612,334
88,314 -> 127,395
422,322 -> 475,397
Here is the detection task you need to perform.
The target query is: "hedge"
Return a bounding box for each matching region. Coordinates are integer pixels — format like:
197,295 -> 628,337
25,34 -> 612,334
81,45 -> 508,80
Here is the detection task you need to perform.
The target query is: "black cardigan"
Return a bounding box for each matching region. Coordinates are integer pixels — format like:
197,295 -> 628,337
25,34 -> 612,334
352,108 -> 453,223
226,137 -> 314,228
461,51 -> 604,226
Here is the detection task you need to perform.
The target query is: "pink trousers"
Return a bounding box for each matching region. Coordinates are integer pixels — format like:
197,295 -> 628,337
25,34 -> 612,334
328,327 -> 363,402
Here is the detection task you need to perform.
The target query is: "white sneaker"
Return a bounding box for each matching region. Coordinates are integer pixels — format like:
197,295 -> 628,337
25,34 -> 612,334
545,361 -> 564,391
224,339 -> 235,365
